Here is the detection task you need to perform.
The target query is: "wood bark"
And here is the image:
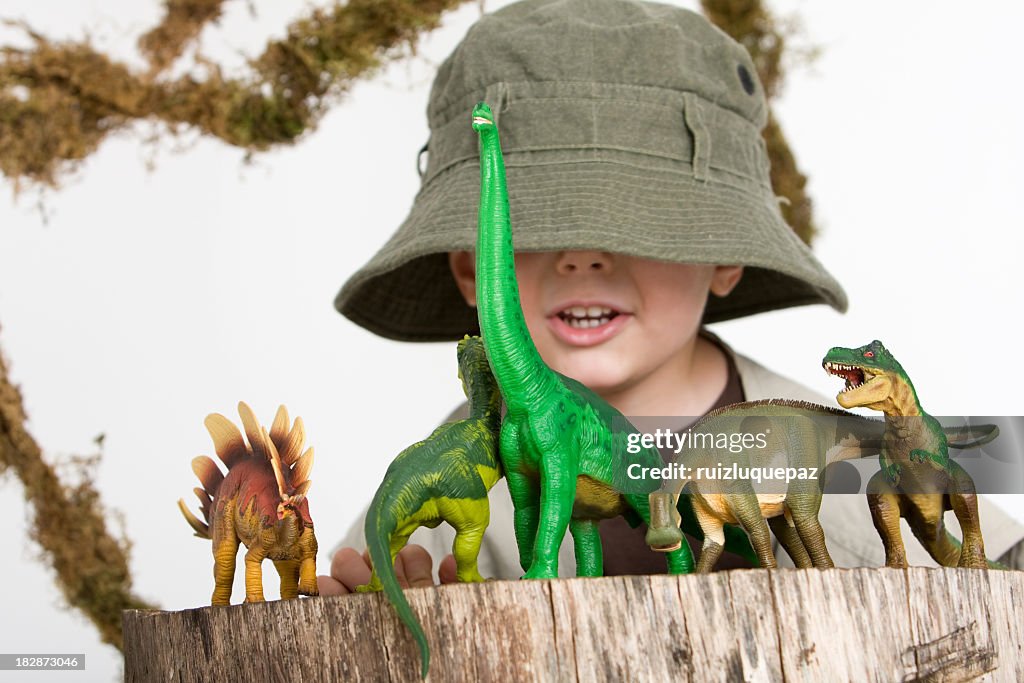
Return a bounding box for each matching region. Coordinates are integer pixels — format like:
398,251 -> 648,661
123,567 -> 1023,682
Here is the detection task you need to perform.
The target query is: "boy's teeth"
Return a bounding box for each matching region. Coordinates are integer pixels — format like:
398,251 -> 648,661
563,306 -> 613,319
566,317 -> 612,329
560,305 -> 616,328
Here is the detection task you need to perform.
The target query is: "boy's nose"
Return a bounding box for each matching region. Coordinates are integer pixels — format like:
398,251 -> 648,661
555,250 -> 613,275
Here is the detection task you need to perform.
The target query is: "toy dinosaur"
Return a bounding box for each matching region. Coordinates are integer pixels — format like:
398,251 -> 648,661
824,340 -> 998,568
356,335 -> 502,679
647,400 -> 870,571
471,101 -> 757,577
644,400 -> 997,571
179,402 -> 318,605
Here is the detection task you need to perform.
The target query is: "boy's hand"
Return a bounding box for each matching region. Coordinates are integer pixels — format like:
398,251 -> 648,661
317,545 -> 458,596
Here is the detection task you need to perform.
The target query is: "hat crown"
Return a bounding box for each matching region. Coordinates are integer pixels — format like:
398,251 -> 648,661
429,0 -> 766,129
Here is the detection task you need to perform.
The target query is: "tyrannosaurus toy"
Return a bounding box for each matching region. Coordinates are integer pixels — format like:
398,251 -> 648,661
179,402 -> 318,605
357,335 -> 502,679
471,101 -> 755,577
824,340 -> 998,568
644,399 -> 999,571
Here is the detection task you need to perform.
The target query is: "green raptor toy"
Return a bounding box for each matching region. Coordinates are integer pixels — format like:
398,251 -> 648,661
357,335 -> 502,678
471,101 -> 756,577
824,340 -> 996,569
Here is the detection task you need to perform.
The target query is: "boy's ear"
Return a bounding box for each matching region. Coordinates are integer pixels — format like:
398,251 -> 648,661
448,251 -> 477,307
709,265 -> 743,297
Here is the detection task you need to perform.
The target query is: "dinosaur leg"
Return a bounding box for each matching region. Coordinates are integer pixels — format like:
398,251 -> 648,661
768,513 -> 812,568
210,533 -> 239,606
787,492 -> 833,568
244,545 -> 268,602
867,470 -> 908,568
569,518 -> 603,577
274,559 -> 300,599
904,496 -> 960,568
525,446 -> 576,579
297,526 -> 319,596
731,494 -> 777,569
691,495 -> 726,573
449,500 -> 489,583
948,462 -> 987,568
502,424 -> 540,572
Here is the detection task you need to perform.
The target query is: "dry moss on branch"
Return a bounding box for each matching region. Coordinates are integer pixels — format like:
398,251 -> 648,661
1,0 -> 816,244
138,0 -> 229,74
702,0 -> 816,244
0,0 -> 470,189
0,343 -> 155,651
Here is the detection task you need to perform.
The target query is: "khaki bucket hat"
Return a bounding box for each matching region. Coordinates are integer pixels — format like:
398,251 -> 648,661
335,0 -> 847,341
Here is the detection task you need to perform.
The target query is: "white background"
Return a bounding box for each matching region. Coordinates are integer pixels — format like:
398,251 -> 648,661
1,1 -> 1022,680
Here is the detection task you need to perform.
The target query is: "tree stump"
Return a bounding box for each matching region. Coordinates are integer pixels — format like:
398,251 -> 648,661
123,567 -> 1024,681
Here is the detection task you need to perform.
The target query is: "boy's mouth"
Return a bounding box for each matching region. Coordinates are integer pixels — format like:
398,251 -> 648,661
556,305 -> 619,329
547,302 -> 630,347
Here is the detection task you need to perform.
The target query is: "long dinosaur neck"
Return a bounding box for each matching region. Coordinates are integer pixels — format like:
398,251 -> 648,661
467,374 -> 502,430
476,123 -> 558,413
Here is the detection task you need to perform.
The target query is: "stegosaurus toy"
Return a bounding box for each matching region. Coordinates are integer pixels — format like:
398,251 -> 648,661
179,401 -> 319,605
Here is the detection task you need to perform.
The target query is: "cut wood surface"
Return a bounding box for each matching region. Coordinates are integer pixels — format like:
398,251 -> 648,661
123,567 -> 1023,682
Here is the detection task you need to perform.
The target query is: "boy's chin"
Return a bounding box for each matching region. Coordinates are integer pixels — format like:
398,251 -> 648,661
547,355 -> 632,395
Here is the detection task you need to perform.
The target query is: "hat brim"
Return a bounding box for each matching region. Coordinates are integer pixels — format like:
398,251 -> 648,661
336,155 -> 847,342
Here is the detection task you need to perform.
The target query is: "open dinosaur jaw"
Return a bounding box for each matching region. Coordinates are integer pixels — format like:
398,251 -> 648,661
823,361 -> 882,407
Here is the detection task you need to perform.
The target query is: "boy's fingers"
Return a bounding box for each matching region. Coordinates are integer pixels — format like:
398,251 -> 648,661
327,547 -> 372,594
438,553 -> 458,584
317,573 -> 348,597
397,545 -> 436,588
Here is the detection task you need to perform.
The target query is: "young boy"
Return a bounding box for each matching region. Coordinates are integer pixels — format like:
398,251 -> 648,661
319,0 -> 1023,594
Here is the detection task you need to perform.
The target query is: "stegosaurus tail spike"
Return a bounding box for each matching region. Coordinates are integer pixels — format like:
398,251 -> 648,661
191,456 -> 224,497
278,416 -> 305,467
237,402 -> 267,461
292,447 -> 314,490
263,426 -> 290,501
178,498 -> 210,538
204,413 -> 248,468
269,405 -> 290,446
192,487 -> 213,525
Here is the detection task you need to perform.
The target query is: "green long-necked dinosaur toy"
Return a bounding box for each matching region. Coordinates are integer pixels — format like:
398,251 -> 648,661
357,335 -> 502,678
471,101 -> 755,577
824,340 -> 1000,568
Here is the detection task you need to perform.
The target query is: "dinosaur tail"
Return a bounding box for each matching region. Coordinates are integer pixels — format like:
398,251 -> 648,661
363,485 -> 430,679
178,497 -> 210,539
180,455 -> 224,539
944,424 -> 1000,450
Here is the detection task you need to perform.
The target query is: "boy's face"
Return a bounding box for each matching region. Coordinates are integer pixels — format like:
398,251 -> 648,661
449,251 -> 742,395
